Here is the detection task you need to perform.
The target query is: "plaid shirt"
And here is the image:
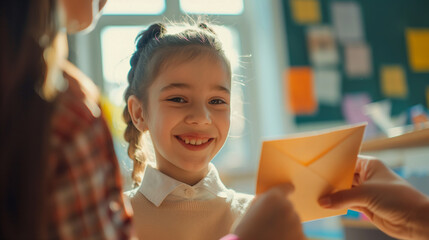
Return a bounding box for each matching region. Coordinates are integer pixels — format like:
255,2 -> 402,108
47,68 -> 134,239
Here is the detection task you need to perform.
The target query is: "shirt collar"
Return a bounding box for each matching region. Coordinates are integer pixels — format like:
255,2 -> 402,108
193,163 -> 228,197
138,163 -> 228,207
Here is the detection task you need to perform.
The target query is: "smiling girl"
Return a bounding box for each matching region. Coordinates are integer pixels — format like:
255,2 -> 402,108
123,23 -> 253,240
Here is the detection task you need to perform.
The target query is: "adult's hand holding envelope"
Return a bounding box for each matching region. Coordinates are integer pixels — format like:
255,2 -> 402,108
256,123 -> 366,222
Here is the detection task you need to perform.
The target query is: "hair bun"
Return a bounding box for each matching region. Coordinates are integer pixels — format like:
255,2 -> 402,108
136,23 -> 167,50
129,23 -> 167,80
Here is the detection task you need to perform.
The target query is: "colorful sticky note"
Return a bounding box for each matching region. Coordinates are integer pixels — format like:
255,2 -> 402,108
290,0 -> 321,24
342,93 -> 378,139
331,1 -> 364,43
307,26 -> 339,66
314,69 -> 341,105
342,93 -> 370,123
256,123 -> 366,222
406,29 -> 429,72
380,65 -> 408,98
345,43 -> 372,78
286,67 -> 317,115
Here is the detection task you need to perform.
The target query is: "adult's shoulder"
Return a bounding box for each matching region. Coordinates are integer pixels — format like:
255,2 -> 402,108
52,61 -> 104,140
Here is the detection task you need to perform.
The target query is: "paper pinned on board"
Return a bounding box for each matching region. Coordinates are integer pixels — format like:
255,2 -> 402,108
290,0 -> 321,24
331,1 -> 364,43
345,43 -> 372,78
285,67 -> 318,115
256,123 -> 367,222
406,29 -> 429,72
307,26 -> 339,66
314,69 -> 341,105
342,93 -> 371,123
341,93 -> 378,139
380,65 -> 408,98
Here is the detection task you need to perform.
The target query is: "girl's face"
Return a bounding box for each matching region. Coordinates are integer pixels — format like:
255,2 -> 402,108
144,54 -> 231,184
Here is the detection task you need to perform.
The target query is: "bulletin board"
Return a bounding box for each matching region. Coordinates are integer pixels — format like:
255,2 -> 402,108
281,0 -> 429,124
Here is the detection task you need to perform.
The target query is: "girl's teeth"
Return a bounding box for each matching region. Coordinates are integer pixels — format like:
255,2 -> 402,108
180,137 -> 210,145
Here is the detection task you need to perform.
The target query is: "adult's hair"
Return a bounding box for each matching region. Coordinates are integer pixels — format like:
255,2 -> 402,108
0,0 -> 59,238
123,22 -> 231,187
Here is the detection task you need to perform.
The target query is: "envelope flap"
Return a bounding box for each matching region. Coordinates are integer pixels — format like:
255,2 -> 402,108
308,125 -> 365,190
268,124 -> 366,166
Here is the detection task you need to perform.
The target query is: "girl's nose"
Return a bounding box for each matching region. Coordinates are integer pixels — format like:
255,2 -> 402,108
185,103 -> 212,125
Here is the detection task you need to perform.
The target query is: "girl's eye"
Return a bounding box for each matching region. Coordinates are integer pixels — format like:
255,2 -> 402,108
167,97 -> 187,103
209,99 -> 226,105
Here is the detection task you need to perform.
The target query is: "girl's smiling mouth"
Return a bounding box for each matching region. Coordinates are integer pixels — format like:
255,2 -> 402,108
175,135 -> 214,150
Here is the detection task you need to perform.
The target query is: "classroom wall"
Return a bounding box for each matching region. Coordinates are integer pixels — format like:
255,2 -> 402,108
281,0 -> 429,125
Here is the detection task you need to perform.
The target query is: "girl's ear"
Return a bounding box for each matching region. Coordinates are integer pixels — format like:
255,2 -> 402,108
127,95 -> 148,132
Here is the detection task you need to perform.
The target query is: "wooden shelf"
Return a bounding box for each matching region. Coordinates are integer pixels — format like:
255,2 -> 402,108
361,127 -> 429,152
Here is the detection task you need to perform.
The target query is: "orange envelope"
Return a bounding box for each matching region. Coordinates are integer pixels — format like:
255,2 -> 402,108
256,123 -> 366,222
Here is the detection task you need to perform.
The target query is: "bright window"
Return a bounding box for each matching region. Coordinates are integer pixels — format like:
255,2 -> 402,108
101,26 -> 143,105
103,0 -> 165,15
180,0 -> 243,15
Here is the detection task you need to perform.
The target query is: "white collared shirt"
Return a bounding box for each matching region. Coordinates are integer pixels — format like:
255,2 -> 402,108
136,163 -> 233,207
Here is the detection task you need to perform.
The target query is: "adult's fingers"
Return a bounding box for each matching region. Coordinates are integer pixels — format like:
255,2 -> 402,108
253,183 -> 296,212
318,186 -> 371,210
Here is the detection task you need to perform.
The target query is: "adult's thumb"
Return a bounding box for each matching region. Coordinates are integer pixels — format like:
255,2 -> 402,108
274,182 -> 295,195
318,187 -> 370,210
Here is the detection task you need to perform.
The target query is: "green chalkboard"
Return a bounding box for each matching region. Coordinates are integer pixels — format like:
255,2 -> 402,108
281,0 -> 429,124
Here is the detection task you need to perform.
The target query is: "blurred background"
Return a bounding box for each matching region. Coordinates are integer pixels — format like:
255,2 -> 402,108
68,0 -> 429,239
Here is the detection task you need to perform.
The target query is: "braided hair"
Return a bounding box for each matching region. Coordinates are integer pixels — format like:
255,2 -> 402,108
123,22 -> 231,187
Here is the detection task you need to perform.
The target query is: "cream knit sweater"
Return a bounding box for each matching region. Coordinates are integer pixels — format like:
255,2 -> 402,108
131,191 -> 252,240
